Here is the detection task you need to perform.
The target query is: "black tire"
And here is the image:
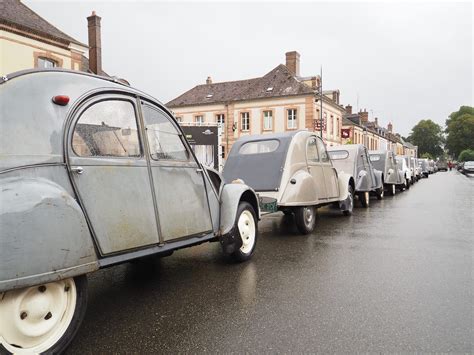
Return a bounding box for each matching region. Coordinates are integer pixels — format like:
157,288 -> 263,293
376,187 -> 384,200
282,209 -> 293,216
342,185 -> 354,216
387,184 -> 396,196
0,275 -> 88,355
294,206 -> 317,234
405,178 -> 410,190
358,191 -> 369,208
230,201 -> 258,262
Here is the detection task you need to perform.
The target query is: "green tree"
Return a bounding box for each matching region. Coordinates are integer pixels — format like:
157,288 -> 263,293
445,106 -> 474,158
420,152 -> 433,159
458,149 -> 474,162
407,119 -> 444,158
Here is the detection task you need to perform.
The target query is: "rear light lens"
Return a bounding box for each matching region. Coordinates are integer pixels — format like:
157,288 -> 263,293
52,95 -> 70,106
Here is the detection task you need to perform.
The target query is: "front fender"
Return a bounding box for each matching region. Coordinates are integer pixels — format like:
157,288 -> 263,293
0,177 -> 99,292
219,182 -> 260,236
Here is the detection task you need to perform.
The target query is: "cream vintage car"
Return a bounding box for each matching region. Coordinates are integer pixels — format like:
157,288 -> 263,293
223,131 -> 355,234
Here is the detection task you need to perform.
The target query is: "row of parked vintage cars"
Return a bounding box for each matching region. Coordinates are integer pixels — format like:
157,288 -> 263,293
0,69 -> 436,353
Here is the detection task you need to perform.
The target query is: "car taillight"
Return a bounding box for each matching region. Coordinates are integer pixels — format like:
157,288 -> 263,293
52,95 -> 70,106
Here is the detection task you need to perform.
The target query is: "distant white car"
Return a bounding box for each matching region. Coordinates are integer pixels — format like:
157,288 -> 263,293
396,156 -> 412,190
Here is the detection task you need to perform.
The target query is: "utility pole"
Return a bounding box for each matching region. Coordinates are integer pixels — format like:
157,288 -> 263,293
320,66 -> 323,139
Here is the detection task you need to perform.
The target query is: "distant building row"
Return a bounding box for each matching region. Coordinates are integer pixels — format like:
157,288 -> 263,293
167,51 -> 417,158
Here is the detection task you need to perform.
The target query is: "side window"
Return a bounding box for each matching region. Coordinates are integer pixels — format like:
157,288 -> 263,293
142,105 -> 189,161
72,100 -> 140,157
306,137 -> 319,163
316,138 -> 329,162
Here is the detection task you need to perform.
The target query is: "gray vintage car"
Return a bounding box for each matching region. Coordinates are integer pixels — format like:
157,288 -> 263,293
418,158 -> 430,178
223,131 -> 354,234
369,150 -> 404,195
0,69 -> 260,353
327,144 -> 383,207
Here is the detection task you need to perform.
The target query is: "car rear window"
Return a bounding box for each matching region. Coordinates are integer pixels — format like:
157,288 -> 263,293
328,150 -> 349,160
239,140 -> 279,155
369,155 -> 381,162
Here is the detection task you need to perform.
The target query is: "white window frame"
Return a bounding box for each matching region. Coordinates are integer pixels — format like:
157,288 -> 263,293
216,113 -> 225,126
263,110 -> 273,131
195,115 -> 204,125
287,109 -> 297,129
241,112 -> 250,132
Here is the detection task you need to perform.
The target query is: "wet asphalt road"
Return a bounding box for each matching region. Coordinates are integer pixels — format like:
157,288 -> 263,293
68,171 -> 473,353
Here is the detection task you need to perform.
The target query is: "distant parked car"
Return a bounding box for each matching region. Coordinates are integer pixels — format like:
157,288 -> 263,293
223,131 -> 355,234
428,160 -> 435,174
369,150 -> 403,195
327,144 -> 383,207
461,161 -> 474,175
396,156 -> 412,189
418,159 -> 430,178
410,157 -> 421,182
457,162 -> 465,171
0,69 -> 261,353
437,159 -> 448,172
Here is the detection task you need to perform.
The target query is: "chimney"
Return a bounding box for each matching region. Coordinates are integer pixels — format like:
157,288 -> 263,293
206,76 -> 212,85
387,122 -> 393,132
285,51 -> 300,77
345,105 -> 352,114
359,109 -> 369,124
374,117 -> 378,126
87,11 -> 102,75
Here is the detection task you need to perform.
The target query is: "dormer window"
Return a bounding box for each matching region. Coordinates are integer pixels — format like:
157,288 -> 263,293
206,94 -> 213,98
266,87 -> 273,92
37,57 -> 56,68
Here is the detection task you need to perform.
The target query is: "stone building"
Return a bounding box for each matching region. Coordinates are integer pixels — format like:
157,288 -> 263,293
166,51 -> 346,157
1,0 -> 106,76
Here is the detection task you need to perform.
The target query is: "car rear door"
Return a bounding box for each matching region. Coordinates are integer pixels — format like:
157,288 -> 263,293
316,138 -> 339,199
68,94 -> 160,255
140,101 -> 213,242
306,136 -> 328,200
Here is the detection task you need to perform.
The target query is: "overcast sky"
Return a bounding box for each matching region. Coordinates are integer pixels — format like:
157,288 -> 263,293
26,1 -> 472,136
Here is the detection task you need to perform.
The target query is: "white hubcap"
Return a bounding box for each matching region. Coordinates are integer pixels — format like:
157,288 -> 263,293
238,210 -> 256,254
0,279 -> 76,353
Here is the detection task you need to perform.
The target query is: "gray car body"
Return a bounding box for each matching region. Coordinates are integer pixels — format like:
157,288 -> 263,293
0,69 -> 259,292
327,144 -> 383,193
369,150 -> 403,186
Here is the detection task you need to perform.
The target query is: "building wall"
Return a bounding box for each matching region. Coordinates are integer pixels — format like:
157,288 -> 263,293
0,29 -> 86,74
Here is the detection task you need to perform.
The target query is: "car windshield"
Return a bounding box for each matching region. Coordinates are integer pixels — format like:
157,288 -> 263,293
328,150 -> 349,160
464,161 -> 474,168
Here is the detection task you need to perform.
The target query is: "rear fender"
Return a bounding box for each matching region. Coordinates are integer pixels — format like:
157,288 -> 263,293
280,170 -> 317,205
337,172 -> 353,201
0,177 -> 99,292
355,170 -> 369,191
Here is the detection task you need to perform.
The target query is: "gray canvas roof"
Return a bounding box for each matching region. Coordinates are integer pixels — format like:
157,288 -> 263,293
223,131 -> 300,191
0,0 -> 87,47
167,64 -> 315,108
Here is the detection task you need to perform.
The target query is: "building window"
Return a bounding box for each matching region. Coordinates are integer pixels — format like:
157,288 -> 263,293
195,115 -> 204,125
287,109 -> 297,129
263,110 -> 273,131
37,57 -> 56,68
241,112 -> 250,131
175,116 -> 182,123
331,115 -> 335,136
216,114 -> 225,126
336,117 -> 340,137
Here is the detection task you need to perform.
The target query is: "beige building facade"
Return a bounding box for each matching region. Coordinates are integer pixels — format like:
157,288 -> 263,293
167,51 -> 345,157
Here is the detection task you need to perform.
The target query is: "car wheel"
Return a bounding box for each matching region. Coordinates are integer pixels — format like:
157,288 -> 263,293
390,184 -> 396,196
231,201 -> 258,262
295,206 -> 317,234
0,275 -> 88,354
342,185 -> 354,216
358,191 -> 369,208
376,187 -> 384,200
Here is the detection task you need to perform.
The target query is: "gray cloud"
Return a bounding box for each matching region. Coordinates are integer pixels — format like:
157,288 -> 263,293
26,1 -> 473,136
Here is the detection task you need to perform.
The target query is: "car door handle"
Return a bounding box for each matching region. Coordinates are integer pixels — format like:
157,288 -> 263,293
196,168 -> 203,173
71,166 -> 84,175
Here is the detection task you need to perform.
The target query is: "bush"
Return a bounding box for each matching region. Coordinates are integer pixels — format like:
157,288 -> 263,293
458,149 -> 474,162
